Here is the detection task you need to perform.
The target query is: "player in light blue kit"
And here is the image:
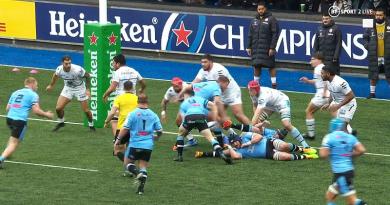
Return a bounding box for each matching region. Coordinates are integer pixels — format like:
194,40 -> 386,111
196,132 -> 317,160
0,77 -> 54,169
174,89 -> 232,164
320,118 -> 367,205
115,94 -> 163,195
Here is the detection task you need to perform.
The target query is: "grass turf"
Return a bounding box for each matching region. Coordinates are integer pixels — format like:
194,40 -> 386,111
0,66 -> 389,205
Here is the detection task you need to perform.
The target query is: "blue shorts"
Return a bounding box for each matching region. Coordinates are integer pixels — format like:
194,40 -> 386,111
6,118 -> 27,140
331,170 -> 356,196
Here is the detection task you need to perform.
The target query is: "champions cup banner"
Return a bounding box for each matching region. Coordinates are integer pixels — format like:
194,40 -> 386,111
35,1 -> 368,67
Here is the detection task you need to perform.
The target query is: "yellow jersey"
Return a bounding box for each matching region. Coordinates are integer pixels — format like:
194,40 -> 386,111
113,92 -> 138,129
376,23 -> 385,57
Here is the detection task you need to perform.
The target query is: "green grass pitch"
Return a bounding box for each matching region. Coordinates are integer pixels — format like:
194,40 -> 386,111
0,66 -> 389,205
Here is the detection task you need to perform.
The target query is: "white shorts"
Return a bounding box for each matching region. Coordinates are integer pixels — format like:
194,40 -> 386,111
332,101 -> 357,121
311,95 -> 329,107
264,99 -> 291,120
60,86 -> 88,101
221,88 -> 242,106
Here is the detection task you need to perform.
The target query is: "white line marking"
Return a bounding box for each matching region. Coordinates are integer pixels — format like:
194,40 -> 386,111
1,64 -> 390,102
0,115 -> 389,158
4,160 -> 99,172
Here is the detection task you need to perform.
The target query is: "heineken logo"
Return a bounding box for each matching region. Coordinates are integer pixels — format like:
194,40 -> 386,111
89,32 -> 98,45
107,32 -> 118,45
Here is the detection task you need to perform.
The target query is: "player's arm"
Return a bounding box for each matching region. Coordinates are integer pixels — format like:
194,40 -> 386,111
353,142 -> 366,157
6,104 -> 10,112
178,84 -> 193,98
299,76 -> 315,84
115,128 -> 129,145
160,98 -> 169,122
319,135 -> 330,159
331,91 -> 355,112
154,129 -> 163,141
207,101 -> 218,121
241,133 -> 263,148
138,79 -> 146,94
252,106 -> 264,125
102,81 -> 118,102
105,105 -> 119,127
46,73 -> 59,91
83,72 -> 91,90
32,103 -> 54,119
226,146 -> 242,160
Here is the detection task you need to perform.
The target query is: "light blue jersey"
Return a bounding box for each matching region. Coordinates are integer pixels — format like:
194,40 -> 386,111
322,131 -> 359,173
7,88 -> 39,121
236,132 -> 268,158
263,128 -> 277,139
180,96 -> 209,117
124,108 -> 162,150
193,81 -> 221,101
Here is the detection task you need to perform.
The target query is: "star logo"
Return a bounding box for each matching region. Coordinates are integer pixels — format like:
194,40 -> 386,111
172,22 -> 192,47
107,32 -> 117,46
89,32 -> 98,45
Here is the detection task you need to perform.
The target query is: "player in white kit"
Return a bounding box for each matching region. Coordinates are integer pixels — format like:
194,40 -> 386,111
102,54 -> 146,134
160,77 -> 198,147
299,52 -> 330,140
321,65 -> 357,134
192,54 -> 251,125
248,80 -> 311,148
46,56 -> 95,131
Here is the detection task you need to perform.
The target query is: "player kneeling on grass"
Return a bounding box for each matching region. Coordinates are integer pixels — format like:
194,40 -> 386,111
114,94 -> 163,195
0,77 -> 54,169
320,118 -> 367,205
174,89 -> 232,164
196,132 -> 318,161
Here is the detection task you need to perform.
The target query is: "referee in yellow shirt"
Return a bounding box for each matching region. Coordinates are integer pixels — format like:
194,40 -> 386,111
105,81 -> 138,162
364,8 -> 390,99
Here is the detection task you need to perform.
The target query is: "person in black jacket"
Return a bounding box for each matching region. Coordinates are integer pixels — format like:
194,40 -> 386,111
313,13 -> 342,75
246,1 -> 280,89
363,8 -> 390,99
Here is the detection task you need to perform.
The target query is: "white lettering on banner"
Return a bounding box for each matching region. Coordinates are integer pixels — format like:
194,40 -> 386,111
289,30 -> 305,55
210,24 -> 227,49
90,51 -> 98,120
227,25 -> 244,50
114,16 -> 157,44
276,29 -> 367,60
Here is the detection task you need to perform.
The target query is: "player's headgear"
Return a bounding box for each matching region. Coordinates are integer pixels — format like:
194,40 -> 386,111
247,80 -> 260,93
329,118 -> 345,132
229,134 -> 242,145
171,77 -> 183,86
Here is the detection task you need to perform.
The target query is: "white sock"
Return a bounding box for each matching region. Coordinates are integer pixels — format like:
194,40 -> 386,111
271,77 -> 277,84
58,118 -> 65,123
88,121 -> 94,127
254,76 -> 260,82
370,85 -> 376,94
186,134 -> 194,141
305,119 -> 315,137
347,124 -> 353,134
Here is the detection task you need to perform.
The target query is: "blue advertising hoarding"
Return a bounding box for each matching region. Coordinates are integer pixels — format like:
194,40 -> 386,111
35,1 -> 368,67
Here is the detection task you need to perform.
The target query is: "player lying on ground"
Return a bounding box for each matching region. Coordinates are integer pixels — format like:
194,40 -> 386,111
196,132 -> 318,161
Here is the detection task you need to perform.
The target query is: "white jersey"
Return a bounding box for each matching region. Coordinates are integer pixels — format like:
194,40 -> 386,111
164,83 -> 189,103
195,62 -> 240,91
313,64 -> 329,96
327,75 -> 356,104
112,66 -> 143,95
256,87 -> 289,111
55,64 -> 86,88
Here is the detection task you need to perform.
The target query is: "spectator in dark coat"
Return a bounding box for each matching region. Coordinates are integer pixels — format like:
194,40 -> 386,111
246,1 -> 280,88
313,13 -> 342,75
363,8 -> 390,98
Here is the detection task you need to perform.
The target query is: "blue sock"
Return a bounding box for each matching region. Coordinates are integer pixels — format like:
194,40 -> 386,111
355,199 -> 363,205
0,156 -> 5,161
291,127 -> 309,148
139,168 -> 147,175
327,202 -> 336,205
